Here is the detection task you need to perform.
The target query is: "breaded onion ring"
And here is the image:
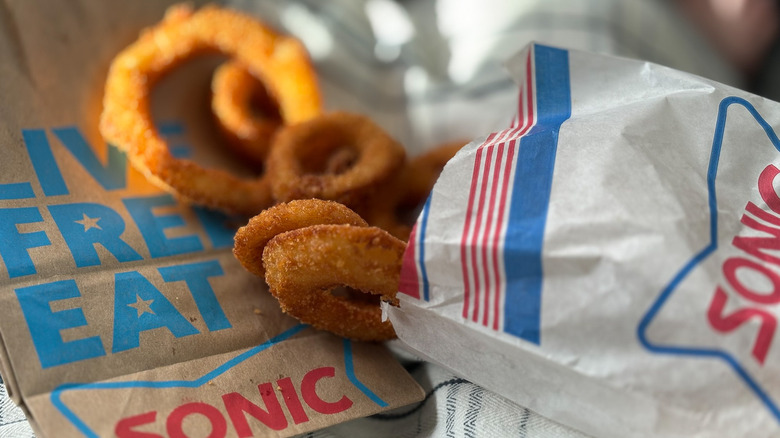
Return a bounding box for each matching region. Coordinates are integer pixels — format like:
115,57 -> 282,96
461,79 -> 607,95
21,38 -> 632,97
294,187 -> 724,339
266,111 -> 406,206
359,141 -> 465,240
233,199 -> 367,278
402,140 -> 465,206
263,224 -> 404,341
211,61 -> 283,167
99,4 -> 322,216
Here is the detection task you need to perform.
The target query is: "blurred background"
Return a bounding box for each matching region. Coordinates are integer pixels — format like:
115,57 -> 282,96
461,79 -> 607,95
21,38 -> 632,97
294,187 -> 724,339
220,0 -> 780,154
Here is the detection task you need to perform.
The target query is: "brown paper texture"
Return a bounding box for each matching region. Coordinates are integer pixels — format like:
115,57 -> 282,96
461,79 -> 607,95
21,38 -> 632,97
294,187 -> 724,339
0,1 -> 424,436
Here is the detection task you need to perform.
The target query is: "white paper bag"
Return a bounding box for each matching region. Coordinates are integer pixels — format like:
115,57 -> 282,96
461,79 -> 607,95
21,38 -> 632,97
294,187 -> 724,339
389,42 -> 780,438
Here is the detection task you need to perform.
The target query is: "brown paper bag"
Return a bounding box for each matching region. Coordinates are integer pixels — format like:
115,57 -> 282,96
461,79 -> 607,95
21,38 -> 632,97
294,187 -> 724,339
0,1 -> 423,436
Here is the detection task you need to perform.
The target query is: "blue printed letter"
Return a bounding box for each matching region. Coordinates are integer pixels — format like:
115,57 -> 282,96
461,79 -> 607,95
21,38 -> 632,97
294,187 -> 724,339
48,203 -> 142,267
112,271 -> 199,353
192,207 -> 238,249
15,280 -> 106,368
52,127 -> 127,191
23,129 -> 68,197
159,260 -> 232,331
123,195 -> 203,258
0,207 -> 50,278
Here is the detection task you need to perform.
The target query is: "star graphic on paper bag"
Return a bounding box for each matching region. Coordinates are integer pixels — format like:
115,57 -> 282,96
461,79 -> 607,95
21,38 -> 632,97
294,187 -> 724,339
74,213 -> 101,231
127,295 -> 155,317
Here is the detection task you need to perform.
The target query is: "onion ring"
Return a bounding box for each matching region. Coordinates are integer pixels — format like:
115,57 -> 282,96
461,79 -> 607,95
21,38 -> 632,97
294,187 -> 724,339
233,199 -> 367,278
211,61 -> 283,167
402,140 -> 465,207
266,111 -> 406,206
99,4 -> 322,216
358,140 -> 465,240
263,224 -> 404,341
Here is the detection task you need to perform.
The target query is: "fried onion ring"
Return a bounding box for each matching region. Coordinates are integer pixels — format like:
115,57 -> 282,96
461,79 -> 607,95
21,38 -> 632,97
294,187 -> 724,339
358,140 -> 465,240
99,4 -> 322,216
233,199 -> 367,278
402,140 -> 465,206
211,61 -> 284,167
266,111 -> 406,206
263,224 -> 404,341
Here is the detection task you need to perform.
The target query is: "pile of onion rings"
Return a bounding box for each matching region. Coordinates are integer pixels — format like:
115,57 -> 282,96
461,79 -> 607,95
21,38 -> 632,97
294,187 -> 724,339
99,3 -> 322,216
100,3 -> 468,341
234,200 -> 403,341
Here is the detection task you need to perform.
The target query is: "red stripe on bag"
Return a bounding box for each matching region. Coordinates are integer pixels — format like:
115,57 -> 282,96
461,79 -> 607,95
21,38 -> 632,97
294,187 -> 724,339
399,224 -> 421,299
491,139 -> 518,329
471,145 -> 495,321
461,50 -> 536,325
482,142 -> 504,324
461,133 -> 494,319
489,54 -> 535,329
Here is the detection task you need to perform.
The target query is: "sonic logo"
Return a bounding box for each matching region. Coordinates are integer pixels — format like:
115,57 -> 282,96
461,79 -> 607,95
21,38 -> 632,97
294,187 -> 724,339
114,367 -> 352,437
706,164 -> 780,365
639,96 -> 780,423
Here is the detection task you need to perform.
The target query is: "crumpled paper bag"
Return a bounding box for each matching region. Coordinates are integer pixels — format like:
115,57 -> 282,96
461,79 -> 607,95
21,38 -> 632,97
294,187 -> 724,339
390,42 -> 780,438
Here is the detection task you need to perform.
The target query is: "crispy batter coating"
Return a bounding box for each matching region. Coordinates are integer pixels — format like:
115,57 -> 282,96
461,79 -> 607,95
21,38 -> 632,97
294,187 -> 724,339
99,3 -> 322,216
103,4 -> 465,342
233,199 -> 367,278
358,140 -> 465,240
263,224 -> 404,341
211,60 -> 284,167
266,111 -> 406,207
403,141 -> 465,206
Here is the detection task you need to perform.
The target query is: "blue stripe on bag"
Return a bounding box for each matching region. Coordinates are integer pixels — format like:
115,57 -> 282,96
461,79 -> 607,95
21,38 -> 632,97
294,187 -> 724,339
502,45 -> 571,344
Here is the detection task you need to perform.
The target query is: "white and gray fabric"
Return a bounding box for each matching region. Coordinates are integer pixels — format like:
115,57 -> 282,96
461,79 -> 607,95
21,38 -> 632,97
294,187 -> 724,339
0,374 -> 35,438
292,347 -> 590,438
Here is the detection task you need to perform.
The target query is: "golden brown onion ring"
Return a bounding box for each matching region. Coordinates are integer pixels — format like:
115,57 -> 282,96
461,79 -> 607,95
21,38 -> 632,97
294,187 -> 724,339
402,140 -> 465,207
263,224 -> 404,341
99,4 -> 322,216
266,111 -> 406,207
211,61 -> 283,167
233,199 -> 367,278
358,140 -> 465,241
